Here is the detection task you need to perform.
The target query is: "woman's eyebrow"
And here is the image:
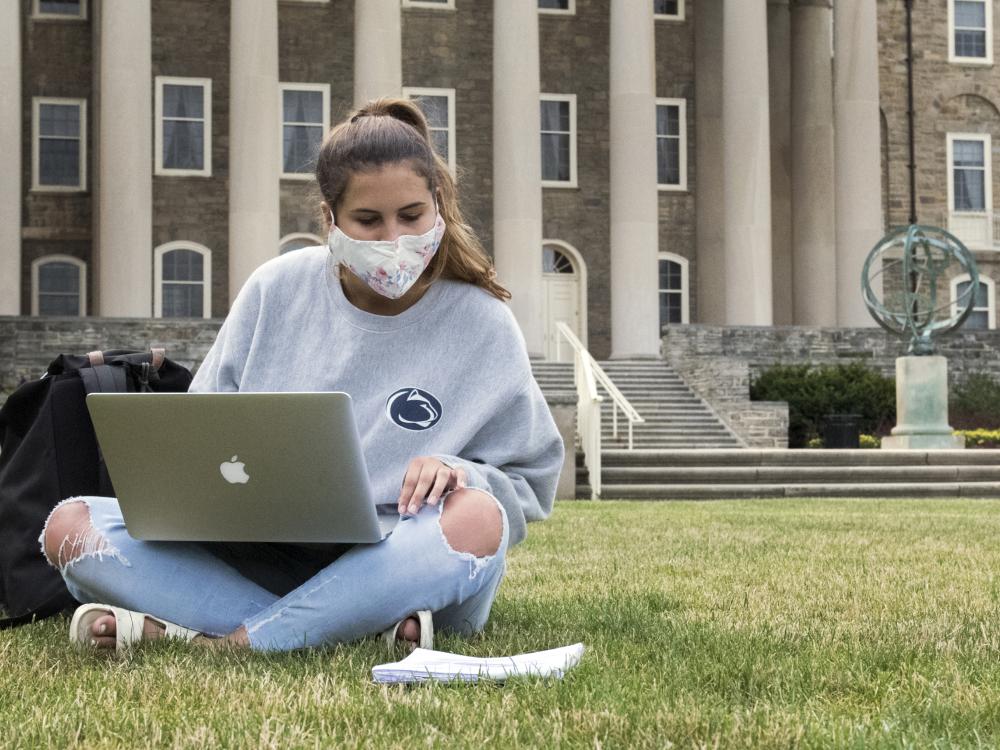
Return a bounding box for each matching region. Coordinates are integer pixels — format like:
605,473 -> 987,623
350,201 -> 428,214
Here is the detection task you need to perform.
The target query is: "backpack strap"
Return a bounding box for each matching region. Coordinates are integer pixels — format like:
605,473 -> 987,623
79,363 -> 129,394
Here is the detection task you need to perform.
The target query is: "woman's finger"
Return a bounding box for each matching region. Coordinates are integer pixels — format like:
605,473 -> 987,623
397,460 -> 423,513
426,467 -> 452,506
405,461 -> 439,514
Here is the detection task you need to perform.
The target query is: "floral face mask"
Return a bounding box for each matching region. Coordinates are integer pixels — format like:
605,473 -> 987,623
328,213 -> 446,299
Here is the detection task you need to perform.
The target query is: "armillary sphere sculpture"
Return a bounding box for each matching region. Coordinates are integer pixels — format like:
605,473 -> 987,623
861,224 -> 977,449
862,224 -> 979,355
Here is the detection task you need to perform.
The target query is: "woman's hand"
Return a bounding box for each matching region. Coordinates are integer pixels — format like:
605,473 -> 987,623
398,457 -> 467,515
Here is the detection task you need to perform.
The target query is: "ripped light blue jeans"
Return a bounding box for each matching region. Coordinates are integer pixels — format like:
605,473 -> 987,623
40,492 -> 509,651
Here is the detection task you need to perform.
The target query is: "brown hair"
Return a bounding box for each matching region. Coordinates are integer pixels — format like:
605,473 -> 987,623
315,97 -> 510,301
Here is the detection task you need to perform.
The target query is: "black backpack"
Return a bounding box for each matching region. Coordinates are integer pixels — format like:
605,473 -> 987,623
0,349 -> 193,629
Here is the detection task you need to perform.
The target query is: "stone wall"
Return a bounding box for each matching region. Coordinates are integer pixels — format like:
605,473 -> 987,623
662,324 -> 1000,446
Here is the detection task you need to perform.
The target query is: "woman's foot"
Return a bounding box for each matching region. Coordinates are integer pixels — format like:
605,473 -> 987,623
84,611 -> 248,649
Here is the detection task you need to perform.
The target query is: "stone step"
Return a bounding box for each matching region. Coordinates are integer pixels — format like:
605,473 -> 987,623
579,482 -> 1000,500
598,448 -> 1000,467
599,465 -> 1000,484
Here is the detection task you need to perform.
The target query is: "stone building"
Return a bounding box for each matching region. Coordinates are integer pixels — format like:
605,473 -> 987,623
1,0 -> 997,361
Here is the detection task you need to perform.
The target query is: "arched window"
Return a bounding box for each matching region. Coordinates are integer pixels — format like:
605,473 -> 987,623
32,255 -> 86,316
657,252 -> 689,326
154,242 -> 212,319
951,273 -> 996,329
542,244 -> 576,274
280,233 -> 323,254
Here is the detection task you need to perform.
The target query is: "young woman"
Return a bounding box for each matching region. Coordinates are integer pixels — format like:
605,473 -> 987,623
40,98 -> 564,652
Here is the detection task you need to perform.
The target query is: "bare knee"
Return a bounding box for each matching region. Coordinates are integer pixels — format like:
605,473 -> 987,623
439,489 -> 503,558
42,501 -> 92,568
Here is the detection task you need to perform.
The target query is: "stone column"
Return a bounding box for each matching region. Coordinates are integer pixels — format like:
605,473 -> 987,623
834,0 -> 883,326
98,0 -> 153,316
768,0 -> 793,325
790,0 -> 836,326
354,0 -> 401,106
694,0 -> 725,325
722,0 -> 773,324
0,0 -> 20,315
229,0 -> 280,304
609,0 -> 659,357
493,0 -> 544,356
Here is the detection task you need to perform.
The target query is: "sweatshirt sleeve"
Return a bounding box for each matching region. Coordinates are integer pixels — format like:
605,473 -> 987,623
435,375 -> 564,546
189,273 -> 263,393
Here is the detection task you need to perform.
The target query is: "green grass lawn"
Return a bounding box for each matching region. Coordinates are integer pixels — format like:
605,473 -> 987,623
4,499 -> 1000,749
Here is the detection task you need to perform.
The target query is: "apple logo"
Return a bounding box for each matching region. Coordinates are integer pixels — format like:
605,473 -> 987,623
220,455 -> 250,484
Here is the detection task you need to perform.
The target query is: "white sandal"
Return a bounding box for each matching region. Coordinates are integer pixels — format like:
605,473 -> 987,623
70,603 -> 201,651
381,610 -> 433,652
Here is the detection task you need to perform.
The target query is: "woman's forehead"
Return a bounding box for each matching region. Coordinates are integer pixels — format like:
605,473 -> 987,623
340,164 -> 434,208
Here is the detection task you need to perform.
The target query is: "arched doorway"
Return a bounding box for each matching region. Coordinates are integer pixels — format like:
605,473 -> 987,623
542,240 -> 586,361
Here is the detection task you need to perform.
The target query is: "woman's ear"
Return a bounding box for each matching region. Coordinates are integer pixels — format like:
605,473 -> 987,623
321,201 -> 333,230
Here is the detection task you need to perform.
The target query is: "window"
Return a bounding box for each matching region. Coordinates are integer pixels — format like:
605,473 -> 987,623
538,0 -> 574,13
653,0 -> 684,20
402,0 -> 454,8
656,99 -> 687,190
280,233 -> 323,254
33,0 -> 86,19
951,274 -> 995,329
154,242 -> 212,318
948,134 -> 991,212
540,94 -> 577,188
950,0 -> 992,64
32,98 -> 86,191
31,256 -> 86,316
403,87 -> 456,173
658,252 -> 689,326
280,83 -> 329,179
155,77 -> 212,176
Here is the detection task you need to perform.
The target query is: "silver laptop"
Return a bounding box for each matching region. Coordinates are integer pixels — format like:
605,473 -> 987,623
86,392 -> 395,544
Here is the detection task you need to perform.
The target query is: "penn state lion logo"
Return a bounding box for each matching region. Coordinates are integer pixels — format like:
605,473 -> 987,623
386,388 -> 442,431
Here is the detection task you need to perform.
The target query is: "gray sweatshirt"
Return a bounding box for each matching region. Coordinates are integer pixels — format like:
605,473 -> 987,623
189,247 -> 564,545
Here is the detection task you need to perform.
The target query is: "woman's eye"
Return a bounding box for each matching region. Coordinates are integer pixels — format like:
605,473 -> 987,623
400,214 -> 421,223
357,217 -> 378,226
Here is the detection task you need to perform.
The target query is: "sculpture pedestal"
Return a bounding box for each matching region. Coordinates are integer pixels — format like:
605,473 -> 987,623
881,355 -> 965,450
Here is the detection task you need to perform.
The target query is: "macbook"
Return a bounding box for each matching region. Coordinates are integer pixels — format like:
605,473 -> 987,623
86,392 -> 394,543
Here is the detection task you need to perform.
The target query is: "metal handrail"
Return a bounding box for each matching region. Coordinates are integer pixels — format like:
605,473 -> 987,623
554,323 -> 646,499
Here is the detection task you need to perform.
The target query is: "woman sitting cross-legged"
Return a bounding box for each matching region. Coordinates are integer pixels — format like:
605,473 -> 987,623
39,98 -> 564,652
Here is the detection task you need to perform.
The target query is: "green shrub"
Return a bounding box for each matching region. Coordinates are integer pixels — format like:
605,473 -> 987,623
955,428 -> 1000,448
750,362 -> 896,448
950,373 -> 1000,430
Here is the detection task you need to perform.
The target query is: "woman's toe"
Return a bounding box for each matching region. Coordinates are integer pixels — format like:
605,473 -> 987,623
398,616 -> 420,643
90,613 -> 116,639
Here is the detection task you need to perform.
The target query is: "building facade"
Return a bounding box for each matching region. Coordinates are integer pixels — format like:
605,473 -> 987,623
3,0 -> 998,360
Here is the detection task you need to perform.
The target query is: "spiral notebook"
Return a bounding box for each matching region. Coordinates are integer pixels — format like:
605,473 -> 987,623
371,643 -> 585,684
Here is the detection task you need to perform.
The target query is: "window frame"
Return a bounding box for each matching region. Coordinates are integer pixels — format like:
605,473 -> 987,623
538,0 -> 575,15
653,0 -> 685,22
32,0 -> 87,20
402,86 -> 457,175
540,93 -> 578,189
947,132 -> 992,215
31,255 -> 87,316
155,76 -> 213,177
278,82 -> 330,181
656,97 -> 688,192
951,273 -> 996,329
657,251 -> 689,326
153,241 -> 213,319
402,0 -> 456,9
949,0 -> 993,65
280,232 -> 324,254
31,97 -> 87,192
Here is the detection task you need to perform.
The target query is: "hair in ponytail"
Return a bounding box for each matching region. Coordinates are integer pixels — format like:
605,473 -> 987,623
315,98 -> 510,301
